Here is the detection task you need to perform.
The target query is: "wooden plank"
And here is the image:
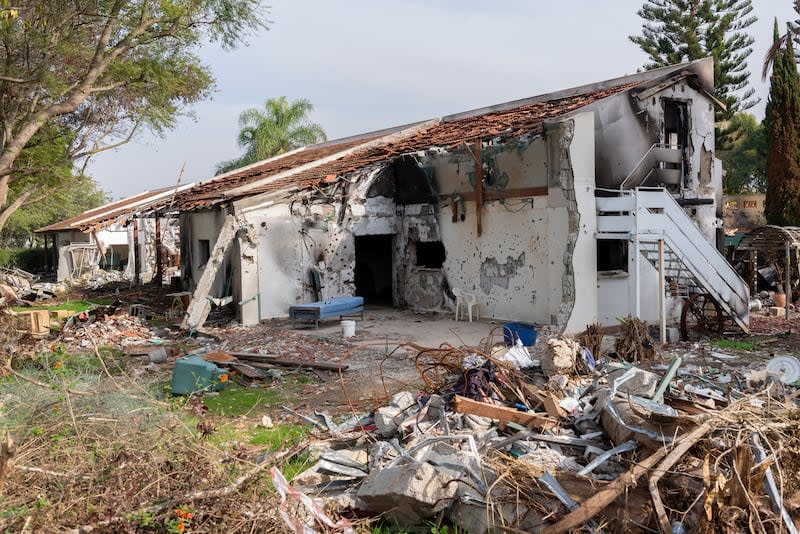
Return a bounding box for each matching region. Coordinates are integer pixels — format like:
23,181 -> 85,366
230,351 -> 348,372
230,362 -> 269,379
452,395 -> 556,430
439,186 -> 547,203
181,214 -> 238,330
16,310 -> 50,334
519,382 -> 567,419
201,351 -> 238,364
473,142 -> 483,236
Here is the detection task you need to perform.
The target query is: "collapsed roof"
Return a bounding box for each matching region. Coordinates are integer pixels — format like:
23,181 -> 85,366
50,58 -> 718,231
36,184 -> 195,234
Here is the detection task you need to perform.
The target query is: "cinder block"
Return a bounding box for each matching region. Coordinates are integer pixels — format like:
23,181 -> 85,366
770,306 -> 785,317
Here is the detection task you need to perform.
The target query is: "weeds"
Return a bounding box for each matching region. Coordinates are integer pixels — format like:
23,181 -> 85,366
0,346 -> 305,533
709,338 -> 759,351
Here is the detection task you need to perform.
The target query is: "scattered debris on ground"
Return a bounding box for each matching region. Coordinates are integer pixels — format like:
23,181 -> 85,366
4,283 -> 800,533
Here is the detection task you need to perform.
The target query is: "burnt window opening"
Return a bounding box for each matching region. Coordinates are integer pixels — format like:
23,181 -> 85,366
198,239 -> 210,266
367,156 -> 438,204
662,99 -> 689,188
416,241 -> 446,269
597,239 -> 628,273
663,99 -> 689,150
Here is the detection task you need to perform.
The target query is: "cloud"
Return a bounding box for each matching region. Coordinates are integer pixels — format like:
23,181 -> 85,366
88,0 -> 793,199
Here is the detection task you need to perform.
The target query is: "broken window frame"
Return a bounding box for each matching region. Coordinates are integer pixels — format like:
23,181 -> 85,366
597,239 -> 629,275
414,240 -> 446,270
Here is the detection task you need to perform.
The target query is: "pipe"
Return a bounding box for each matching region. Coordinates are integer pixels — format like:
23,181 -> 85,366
658,239 -> 666,345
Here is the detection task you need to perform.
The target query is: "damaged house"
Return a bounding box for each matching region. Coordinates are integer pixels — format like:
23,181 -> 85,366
163,57 -> 749,336
37,185 -> 193,284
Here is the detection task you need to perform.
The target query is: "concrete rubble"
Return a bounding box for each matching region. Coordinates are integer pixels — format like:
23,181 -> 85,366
6,276 -> 800,533
268,318 -> 800,533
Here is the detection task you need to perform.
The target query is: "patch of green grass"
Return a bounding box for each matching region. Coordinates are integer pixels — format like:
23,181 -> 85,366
202,386 -> 282,417
282,449 -> 311,481
12,298 -> 112,313
249,423 -> 307,449
710,338 -> 758,351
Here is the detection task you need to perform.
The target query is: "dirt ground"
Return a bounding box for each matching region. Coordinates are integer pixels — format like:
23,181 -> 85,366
4,283 -> 800,533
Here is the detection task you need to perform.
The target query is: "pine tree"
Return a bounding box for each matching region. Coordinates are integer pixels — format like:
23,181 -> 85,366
764,19 -> 800,226
630,0 -> 757,148
630,0 -> 712,69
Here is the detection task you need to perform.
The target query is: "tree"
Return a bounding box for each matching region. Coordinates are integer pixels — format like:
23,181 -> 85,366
216,97 -> 327,174
2,174 -> 108,248
0,122 -> 108,246
630,0 -> 758,147
0,0 -> 268,234
717,112 -> 766,193
764,19 -> 800,226
763,0 -> 800,74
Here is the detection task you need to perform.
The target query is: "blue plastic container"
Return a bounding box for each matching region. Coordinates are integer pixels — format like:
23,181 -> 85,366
503,322 -> 538,347
171,355 -> 228,395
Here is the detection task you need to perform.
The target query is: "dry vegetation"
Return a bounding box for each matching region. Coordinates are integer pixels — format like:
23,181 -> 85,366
0,343 -> 312,533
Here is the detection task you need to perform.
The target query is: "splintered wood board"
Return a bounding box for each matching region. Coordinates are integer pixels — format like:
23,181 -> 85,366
453,395 -> 557,430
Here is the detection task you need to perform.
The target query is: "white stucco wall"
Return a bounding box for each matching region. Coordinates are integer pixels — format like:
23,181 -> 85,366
564,112 -> 598,332
180,209 -> 233,298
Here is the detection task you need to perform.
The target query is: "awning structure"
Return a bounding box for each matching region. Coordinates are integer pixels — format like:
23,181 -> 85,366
737,225 -> 800,252
736,226 -> 800,319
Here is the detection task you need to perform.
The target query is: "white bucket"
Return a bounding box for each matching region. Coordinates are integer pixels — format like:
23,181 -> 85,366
341,320 -> 356,338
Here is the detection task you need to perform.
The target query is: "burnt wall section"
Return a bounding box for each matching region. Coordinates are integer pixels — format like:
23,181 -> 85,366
232,115 -> 597,331
590,79 -> 721,242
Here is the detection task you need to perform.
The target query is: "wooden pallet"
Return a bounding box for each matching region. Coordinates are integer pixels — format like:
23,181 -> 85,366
16,309 -> 50,334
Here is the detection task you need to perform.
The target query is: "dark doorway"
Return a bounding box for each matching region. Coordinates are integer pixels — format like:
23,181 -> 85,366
354,235 -> 394,305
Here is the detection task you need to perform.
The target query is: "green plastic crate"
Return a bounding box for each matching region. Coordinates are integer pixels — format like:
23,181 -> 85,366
171,354 -> 228,395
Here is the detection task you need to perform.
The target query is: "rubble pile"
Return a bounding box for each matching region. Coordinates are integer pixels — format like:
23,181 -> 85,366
59,304 -> 163,350
271,330 -> 800,533
201,324 -> 353,366
80,268 -> 129,288
0,268 -> 64,305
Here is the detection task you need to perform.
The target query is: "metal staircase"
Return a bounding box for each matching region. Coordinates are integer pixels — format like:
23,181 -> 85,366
596,187 -> 749,333
620,144 -> 683,190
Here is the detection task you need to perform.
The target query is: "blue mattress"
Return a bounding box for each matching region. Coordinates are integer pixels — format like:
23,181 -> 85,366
291,296 -> 363,315
289,296 -> 365,328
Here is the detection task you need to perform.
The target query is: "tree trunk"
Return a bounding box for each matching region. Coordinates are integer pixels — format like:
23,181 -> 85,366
0,187 -> 35,236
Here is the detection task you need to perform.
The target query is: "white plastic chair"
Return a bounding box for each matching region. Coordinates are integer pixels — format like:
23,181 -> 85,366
452,288 -> 479,322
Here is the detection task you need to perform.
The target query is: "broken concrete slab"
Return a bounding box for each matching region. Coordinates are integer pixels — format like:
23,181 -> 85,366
542,336 -> 580,376
375,406 -> 402,437
607,366 -> 659,398
357,461 -> 458,524
390,390 -> 416,410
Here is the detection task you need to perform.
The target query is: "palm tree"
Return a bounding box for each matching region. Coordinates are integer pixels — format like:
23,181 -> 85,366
215,96 -> 327,174
763,0 -> 800,78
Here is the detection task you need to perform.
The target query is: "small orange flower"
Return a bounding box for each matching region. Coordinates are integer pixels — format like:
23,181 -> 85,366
219,374 -> 228,383
53,360 -> 62,369
176,520 -> 185,533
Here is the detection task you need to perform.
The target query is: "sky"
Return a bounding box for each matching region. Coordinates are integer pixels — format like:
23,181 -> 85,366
87,0 -> 798,200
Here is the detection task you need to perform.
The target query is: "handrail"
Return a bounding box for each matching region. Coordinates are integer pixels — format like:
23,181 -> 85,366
633,188 -> 749,326
620,144 -> 682,190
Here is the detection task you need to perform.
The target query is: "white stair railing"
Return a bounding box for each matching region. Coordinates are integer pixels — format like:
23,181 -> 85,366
596,188 -> 749,333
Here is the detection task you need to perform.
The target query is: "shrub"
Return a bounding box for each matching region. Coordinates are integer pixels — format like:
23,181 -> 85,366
0,247 -> 48,272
